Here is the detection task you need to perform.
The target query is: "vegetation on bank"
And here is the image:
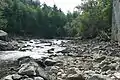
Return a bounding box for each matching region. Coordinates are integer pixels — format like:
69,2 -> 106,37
0,0 -> 112,39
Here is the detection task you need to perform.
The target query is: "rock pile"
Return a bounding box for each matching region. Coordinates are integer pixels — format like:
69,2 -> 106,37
0,30 -> 19,51
2,39 -> 120,80
1,56 -> 50,80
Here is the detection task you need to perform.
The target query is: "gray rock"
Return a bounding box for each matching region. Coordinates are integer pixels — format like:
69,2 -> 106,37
12,74 -> 22,80
0,40 -> 16,51
35,59 -> 46,68
49,66 -> 59,74
94,56 -> 106,63
2,75 -> 13,80
67,68 -> 77,74
87,74 -> 111,80
114,72 -> 120,79
99,60 -> 110,68
0,30 -> 8,41
34,77 -> 44,80
101,65 -> 111,71
18,56 -> 34,65
18,63 -> 37,76
18,57 -> 49,80
67,74 -> 85,80
88,75 -> 105,80
84,70 -> 95,76
44,59 -> 57,66
108,63 -> 117,70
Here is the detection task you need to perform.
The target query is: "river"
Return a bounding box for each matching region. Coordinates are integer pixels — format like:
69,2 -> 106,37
0,39 -> 69,60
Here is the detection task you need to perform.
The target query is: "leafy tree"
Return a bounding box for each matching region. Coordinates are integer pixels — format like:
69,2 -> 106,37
64,0 -> 112,39
0,0 -> 8,30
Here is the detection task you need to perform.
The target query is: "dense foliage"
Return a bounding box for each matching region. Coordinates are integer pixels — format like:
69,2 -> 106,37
65,0 -> 112,39
0,0 -> 112,39
0,0 -> 67,38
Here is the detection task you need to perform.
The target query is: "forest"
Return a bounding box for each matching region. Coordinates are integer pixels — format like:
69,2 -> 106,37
0,0 -> 112,39
1,0 -> 120,80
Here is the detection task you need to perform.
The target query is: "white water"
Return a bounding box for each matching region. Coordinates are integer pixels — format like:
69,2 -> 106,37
0,39 -> 68,60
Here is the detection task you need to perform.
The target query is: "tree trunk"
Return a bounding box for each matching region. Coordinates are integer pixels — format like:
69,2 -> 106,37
112,0 -> 120,41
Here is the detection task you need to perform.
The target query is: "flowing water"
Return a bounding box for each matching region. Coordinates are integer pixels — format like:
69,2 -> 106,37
0,39 -> 69,60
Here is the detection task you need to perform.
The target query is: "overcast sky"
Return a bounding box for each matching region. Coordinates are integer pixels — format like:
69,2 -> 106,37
40,0 -> 82,13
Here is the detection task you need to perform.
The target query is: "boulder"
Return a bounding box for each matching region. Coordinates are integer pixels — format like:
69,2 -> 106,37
0,30 -> 8,41
114,72 -> 120,79
17,56 -> 34,65
2,75 -> 13,80
12,74 -> 22,80
18,56 -> 49,80
18,64 -> 37,76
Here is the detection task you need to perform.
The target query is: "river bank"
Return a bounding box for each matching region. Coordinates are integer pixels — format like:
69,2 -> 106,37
1,38 -> 120,80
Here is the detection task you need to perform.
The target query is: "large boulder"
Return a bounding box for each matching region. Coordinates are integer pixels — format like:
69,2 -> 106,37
0,30 -> 8,41
18,56 -> 50,80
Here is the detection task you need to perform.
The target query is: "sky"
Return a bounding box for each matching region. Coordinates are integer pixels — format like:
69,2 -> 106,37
40,0 -> 82,13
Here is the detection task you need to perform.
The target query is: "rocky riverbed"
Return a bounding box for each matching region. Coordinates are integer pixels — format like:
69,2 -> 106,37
1,38 -> 120,80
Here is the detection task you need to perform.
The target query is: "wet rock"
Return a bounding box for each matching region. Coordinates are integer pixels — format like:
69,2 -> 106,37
34,77 -> 44,80
44,59 -> 57,66
67,74 -> 85,80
